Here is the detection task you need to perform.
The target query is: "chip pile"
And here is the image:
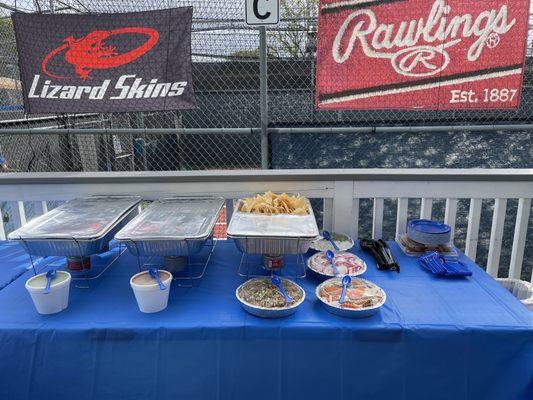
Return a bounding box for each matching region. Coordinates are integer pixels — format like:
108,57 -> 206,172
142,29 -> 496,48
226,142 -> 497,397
240,191 -> 309,215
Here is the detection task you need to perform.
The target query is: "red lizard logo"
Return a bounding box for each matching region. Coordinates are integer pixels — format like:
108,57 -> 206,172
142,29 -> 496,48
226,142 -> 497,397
41,27 -> 159,79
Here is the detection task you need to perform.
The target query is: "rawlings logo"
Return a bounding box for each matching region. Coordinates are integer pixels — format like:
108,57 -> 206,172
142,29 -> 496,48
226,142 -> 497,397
332,0 -> 516,77
41,27 -> 159,79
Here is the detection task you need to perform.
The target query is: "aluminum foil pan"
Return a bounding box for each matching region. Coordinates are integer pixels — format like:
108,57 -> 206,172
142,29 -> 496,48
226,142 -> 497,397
227,198 -> 319,255
8,195 -> 141,257
115,197 -> 224,257
236,277 -> 305,318
232,236 -> 315,255
316,277 -> 386,319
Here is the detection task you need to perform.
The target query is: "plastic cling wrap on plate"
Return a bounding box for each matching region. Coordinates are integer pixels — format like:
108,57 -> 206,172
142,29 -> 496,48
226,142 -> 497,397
307,251 -> 366,277
316,278 -> 386,318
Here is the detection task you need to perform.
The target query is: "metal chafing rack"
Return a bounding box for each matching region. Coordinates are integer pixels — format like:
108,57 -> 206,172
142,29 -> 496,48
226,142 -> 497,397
115,196 -> 224,256
115,197 -> 225,284
227,198 -> 319,277
8,195 -> 142,257
8,195 -> 142,285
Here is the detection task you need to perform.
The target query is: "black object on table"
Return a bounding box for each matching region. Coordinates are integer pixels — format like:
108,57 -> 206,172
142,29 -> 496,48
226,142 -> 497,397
360,239 -> 400,273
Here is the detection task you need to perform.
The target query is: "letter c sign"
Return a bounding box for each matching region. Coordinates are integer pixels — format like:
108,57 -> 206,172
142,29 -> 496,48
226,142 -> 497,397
245,0 -> 279,25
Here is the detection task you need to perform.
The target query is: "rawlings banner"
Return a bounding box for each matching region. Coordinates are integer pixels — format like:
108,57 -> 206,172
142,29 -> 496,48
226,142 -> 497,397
315,0 -> 530,110
12,8 -> 196,114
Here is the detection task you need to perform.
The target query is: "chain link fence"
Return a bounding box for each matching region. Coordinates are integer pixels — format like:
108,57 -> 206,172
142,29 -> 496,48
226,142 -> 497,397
0,0 -> 532,172
0,0 -> 266,170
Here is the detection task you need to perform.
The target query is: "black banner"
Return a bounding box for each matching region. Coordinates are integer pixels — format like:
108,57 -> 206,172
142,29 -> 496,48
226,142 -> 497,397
12,8 -> 196,114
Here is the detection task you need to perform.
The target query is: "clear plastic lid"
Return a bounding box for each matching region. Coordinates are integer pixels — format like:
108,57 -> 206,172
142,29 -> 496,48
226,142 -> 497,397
115,197 -> 225,241
227,199 -> 319,238
8,195 -> 141,240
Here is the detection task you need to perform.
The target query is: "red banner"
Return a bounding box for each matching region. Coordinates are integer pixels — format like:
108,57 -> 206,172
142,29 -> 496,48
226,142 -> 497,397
315,0 -> 530,110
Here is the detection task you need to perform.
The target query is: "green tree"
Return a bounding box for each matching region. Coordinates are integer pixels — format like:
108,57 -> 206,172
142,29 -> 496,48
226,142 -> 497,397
268,0 -> 317,59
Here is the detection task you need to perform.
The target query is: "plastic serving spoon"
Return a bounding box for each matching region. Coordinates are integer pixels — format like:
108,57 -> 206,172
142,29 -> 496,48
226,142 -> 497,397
149,268 -> 166,290
339,275 -> 352,305
271,275 -> 293,304
323,230 -> 340,251
326,250 -> 340,276
43,269 -> 57,294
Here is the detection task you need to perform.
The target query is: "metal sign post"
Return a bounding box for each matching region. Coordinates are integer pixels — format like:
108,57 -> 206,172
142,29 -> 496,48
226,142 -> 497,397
245,0 -> 279,169
259,26 -> 268,169
245,0 -> 279,26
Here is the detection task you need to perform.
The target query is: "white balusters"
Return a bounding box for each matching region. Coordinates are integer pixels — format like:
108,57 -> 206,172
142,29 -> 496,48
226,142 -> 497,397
465,199 -> 482,261
322,198 -> 333,232
444,198 -> 458,240
509,198 -> 531,280
0,210 -> 5,240
372,198 -> 384,239
396,198 -> 409,240
332,181 -> 356,238
486,199 -> 507,277
352,198 -> 360,240
8,201 -> 27,230
420,198 -> 433,220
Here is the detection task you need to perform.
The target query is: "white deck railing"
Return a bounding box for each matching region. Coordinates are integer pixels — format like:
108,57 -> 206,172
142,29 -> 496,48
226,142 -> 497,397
1,169 -> 532,281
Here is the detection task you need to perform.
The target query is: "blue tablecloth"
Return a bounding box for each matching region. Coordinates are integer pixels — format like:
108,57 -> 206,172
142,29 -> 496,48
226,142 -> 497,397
0,240 -> 531,400
0,241 -> 30,289
0,242 -> 51,290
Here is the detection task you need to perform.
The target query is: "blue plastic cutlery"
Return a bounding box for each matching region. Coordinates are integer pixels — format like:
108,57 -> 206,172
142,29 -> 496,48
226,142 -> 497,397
419,252 -> 472,277
271,274 -> 293,304
339,275 -> 351,305
326,250 -> 340,276
323,230 -> 340,251
43,269 -> 57,294
149,268 -> 167,290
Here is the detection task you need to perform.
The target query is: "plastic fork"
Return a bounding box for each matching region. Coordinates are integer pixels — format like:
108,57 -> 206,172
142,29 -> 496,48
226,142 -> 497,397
43,269 -> 56,294
323,230 -> 340,251
271,274 -> 293,304
339,275 -> 352,305
149,268 -> 166,290
326,250 -> 340,276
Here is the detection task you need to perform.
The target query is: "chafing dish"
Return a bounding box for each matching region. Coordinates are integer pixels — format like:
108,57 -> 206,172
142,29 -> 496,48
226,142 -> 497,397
227,198 -> 319,255
8,195 -> 141,257
115,197 -> 225,257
